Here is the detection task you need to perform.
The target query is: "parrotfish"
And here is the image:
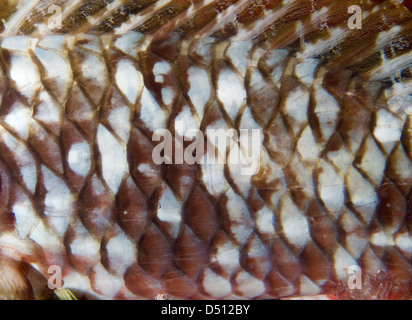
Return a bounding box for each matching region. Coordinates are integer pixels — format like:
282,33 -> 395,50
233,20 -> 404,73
0,0 -> 411,300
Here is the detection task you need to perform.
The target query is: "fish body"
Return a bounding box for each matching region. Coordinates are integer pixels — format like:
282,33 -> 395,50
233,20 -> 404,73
0,0 -> 410,299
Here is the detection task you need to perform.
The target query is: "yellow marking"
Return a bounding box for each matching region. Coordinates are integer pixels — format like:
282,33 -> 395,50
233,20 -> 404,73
54,288 -> 78,300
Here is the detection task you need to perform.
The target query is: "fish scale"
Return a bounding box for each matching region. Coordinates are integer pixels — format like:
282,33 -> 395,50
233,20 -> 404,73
0,0 -> 410,300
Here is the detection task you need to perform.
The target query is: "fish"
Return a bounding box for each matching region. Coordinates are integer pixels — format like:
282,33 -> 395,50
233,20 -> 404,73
0,0 -> 410,300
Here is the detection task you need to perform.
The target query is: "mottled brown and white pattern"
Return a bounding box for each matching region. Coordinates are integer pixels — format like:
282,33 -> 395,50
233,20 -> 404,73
0,0 -> 411,300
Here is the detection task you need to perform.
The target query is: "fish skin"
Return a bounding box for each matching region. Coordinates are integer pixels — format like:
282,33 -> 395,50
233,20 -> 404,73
0,0 -> 410,300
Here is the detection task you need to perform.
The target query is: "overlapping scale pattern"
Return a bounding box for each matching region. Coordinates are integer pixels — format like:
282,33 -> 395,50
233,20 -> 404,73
0,30 -> 409,300
0,0 -> 411,300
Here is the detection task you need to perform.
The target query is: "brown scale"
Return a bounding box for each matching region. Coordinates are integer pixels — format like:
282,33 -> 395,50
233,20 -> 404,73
173,0 -> 241,38
217,0 -> 283,36
15,0 -> 71,35
93,0 -> 160,33
0,0 -> 410,300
